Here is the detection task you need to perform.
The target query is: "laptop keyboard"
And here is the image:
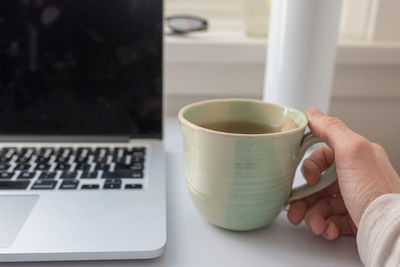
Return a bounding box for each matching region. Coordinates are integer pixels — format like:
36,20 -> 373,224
0,146 -> 145,190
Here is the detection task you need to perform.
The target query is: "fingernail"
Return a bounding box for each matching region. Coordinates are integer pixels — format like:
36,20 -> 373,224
306,107 -> 324,118
324,223 -> 336,240
326,224 -> 334,237
310,216 -> 325,235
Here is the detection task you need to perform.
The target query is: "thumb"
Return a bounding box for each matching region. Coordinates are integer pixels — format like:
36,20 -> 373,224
305,107 -> 355,151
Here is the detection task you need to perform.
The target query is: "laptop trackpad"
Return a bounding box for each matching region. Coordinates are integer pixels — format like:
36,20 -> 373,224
0,195 -> 39,248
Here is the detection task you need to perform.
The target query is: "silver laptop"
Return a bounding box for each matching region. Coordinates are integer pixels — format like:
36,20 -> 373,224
0,0 -> 166,262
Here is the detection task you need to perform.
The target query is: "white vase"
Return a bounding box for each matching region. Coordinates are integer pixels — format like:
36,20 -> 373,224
263,0 -> 342,113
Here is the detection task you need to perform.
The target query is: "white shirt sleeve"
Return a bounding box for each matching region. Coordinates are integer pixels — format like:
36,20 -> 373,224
357,194 -> 400,267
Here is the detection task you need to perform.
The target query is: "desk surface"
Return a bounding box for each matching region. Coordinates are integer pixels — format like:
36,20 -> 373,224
5,117 -> 363,267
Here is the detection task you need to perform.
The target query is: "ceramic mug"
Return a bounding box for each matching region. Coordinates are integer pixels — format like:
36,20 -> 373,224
178,99 -> 337,231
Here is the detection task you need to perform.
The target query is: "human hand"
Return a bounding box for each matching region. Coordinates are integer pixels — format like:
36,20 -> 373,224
287,107 -> 400,240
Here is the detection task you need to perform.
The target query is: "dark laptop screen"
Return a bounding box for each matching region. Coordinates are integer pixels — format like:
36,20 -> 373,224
0,0 -> 162,138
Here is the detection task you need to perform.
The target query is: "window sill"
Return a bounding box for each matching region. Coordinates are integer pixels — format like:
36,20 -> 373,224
165,30 -> 400,65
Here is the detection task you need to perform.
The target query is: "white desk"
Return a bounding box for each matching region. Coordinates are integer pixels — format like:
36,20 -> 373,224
5,117 -> 363,267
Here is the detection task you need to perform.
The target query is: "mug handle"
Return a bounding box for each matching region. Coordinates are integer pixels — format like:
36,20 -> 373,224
287,132 -> 338,204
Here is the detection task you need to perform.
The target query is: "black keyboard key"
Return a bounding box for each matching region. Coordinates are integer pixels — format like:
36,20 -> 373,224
39,147 -> 55,156
94,163 -> 110,171
86,149 -> 95,156
114,163 -> 132,170
115,162 -> 145,170
131,156 -> 145,163
113,147 -> 124,157
25,148 -> 33,153
93,156 -> 108,163
1,147 -> 17,154
31,180 -> 57,190
105,178 -> 122,184
101,171 -> 119,178
132,170 -> 143,178
112,156 -> 128,164
125,184 -> 143,189
59,180 -> 79,190
132,171 -> 143,178
0,163 -> 10,170
76,147 -> 93,157
35,163 -> 51,170
39,171 -> 57,179
81,184 -> 99,189
55,163 -> 71,170
0,181 -> 29,189
0,148 -> 16,159
17,172 -> 35,179
103,179 -> 121,189
16,156 -> 30,163
95,147 -> 110,155
14,163 -> 31,170
0,156 -> 12,163
55,157 -> 70,163
103,183 -> 121,189
120,148 -> 130,156
132,153 -> 145,159
60,171 -> 78,179
75,163 -> 91,170
57,147 -> 73,157
131,163 -> 144,171
0,172 -> 14,179
81,171 -> 98,179
132,152 -> 145,158
75,157 -> 89,164
36,157 -> 51,163
102,170 -> 143,179
21,147 -> 35,155
111,154 -> 120,163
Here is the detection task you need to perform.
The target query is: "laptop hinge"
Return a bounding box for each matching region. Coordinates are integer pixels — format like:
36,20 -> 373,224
0,135 -> 130,143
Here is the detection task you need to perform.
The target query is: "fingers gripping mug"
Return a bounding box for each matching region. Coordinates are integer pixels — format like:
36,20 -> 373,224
178,99 -> 337,231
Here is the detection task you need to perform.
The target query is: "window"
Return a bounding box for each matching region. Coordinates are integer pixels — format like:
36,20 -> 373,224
166,0 -> 400,42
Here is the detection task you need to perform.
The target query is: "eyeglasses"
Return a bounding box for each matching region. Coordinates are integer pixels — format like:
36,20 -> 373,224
166,15 -> 208,34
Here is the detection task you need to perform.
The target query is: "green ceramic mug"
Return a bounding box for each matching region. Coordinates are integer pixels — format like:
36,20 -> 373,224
178,99 -> 337,231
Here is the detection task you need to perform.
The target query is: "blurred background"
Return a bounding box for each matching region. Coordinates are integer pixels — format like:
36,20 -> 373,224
164,0 -> 400,172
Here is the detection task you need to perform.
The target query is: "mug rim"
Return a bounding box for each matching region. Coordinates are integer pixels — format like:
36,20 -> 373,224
178,98 -> 308,138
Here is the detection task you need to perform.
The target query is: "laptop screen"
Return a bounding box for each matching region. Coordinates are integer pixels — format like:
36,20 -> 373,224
0,0 -> 162,138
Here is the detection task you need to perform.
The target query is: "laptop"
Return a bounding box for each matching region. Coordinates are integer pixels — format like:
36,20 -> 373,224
0,0 -> 166,262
